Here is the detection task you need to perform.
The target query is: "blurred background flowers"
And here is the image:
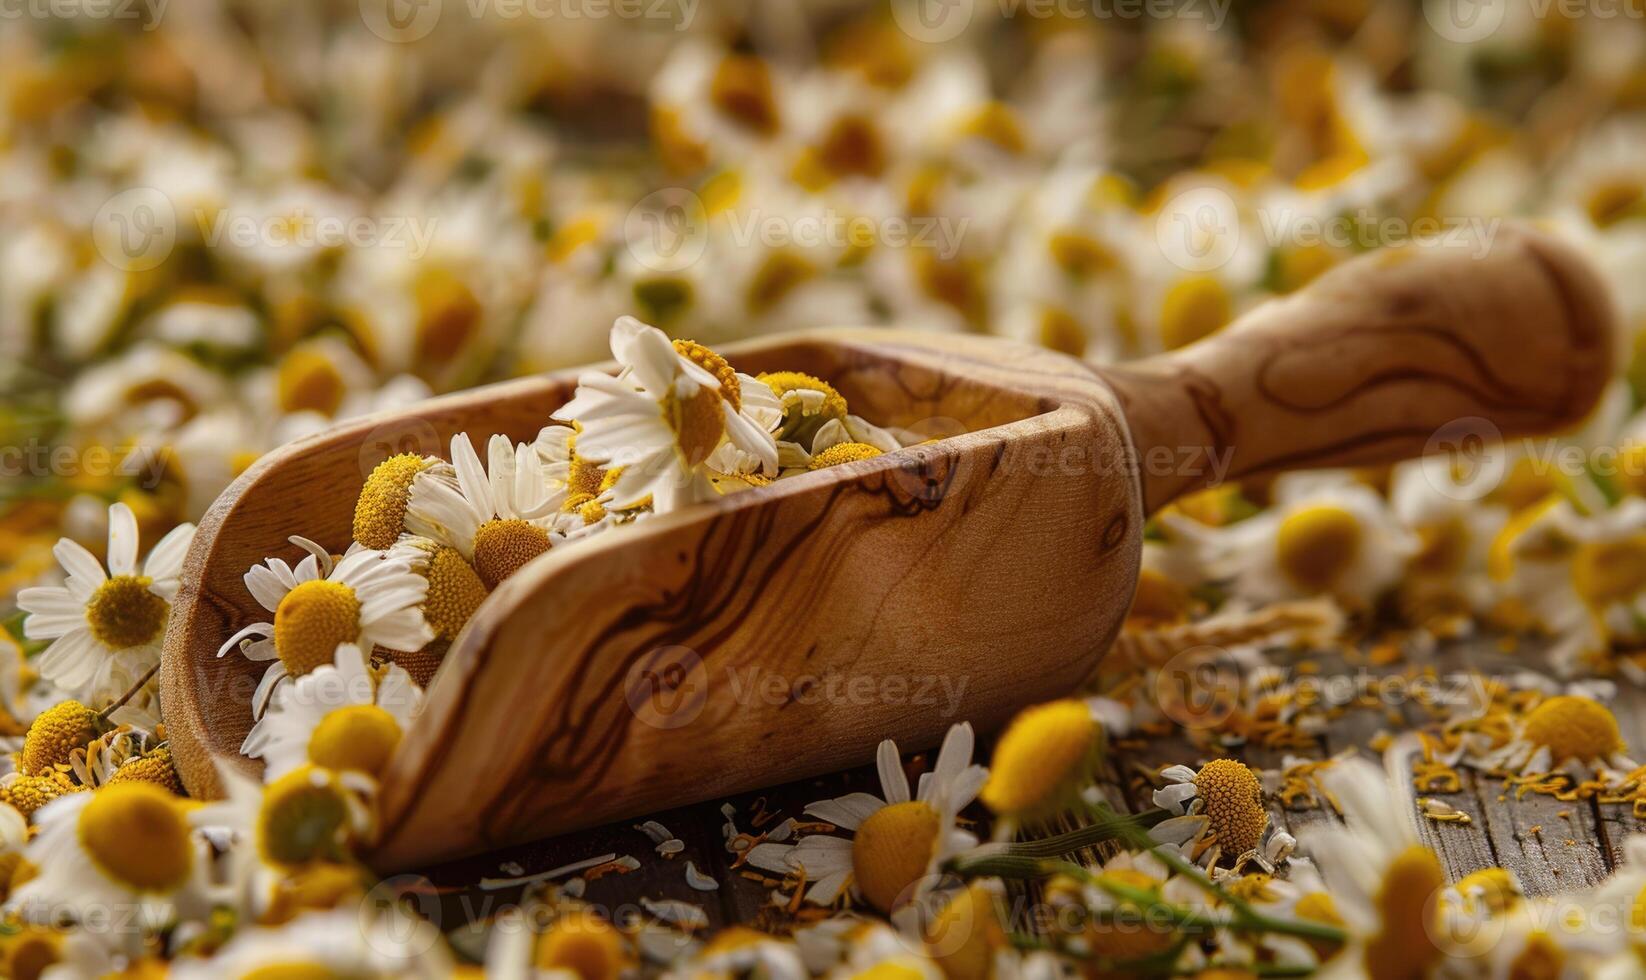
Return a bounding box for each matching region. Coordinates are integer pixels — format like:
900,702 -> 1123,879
3,0 -> 1646,644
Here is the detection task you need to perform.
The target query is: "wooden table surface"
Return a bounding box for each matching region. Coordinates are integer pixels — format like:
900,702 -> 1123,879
410,633 -> 1646,949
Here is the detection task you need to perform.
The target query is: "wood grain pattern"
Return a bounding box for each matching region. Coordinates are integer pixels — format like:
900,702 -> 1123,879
159,224 -> 1617,871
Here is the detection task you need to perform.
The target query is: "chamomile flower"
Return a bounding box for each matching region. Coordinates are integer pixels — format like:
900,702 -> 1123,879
746,723 -> 986,914
405,432 -> 563,589
240,643 -> 422,781
553,316 -> 778,513
216,538 -> 433,717
1475,694 -> 1637,780
169,907 -> 453,979
1389,456 -> 1510,631
353,452 -> 453,551
1296,757 -> 1461,977
1490,497 -> 1646,677
672,925 -> 805,980
11,781 -> 209,944
18,502 -> 196,705
1151,759 -> 1295,874
1210,474 -> 1417,611
979,698 -> 1105,828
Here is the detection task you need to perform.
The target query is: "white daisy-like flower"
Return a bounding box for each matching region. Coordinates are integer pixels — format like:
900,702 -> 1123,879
1046,847 -> 1213,972
169,907 -> 452,979
1151,758 -> 1294,875
1471,693 -> 1637,781
18,503 -> 195,705
1208,473 -> 1417,610
745,723 -> 986,916
10,780 -> 211,949
240,643 -> 422,782
1389,455 -> 1510,629
668,925 -> 806,980
216,538 -> 433,717
552,316 -> 778,514
1296,757 -> 1470,977
1489,496 -> 1646,678
405,432 -> 563,588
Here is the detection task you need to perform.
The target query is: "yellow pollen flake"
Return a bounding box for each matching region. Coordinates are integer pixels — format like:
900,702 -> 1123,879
273,580 -> 362,678
306,705 -> 403,779
20,701 -> 101,776
1275,505 -> 1362,594
421,545 -> 488,640
666,385 -> 726,469
85,575 -> 168,649
1193,759 -> 1267,858
980,699 -> 1099,820
76,782 -> 193,893
1521,696 -> 1625,764
472,518 -> 553,589
671,339 -> 742,411
852,800 -> 939,912
354,454 -> 429,550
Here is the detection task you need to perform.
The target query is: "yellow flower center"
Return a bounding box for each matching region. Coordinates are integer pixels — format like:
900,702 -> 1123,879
745,252 -> 819,314
1294,891 -> 1346,960
1586,179 -> 1645,228
1412,518 -> 1469,578
1087,868 -> 1174,960
852,800 -> 939,912
1037,307 -> 1087,358
1521,696 -> 1624,764
107,748 -> 185,795
306,705 -> 403,779
710,54 -> 779,135
0,773 -> 80,818
666,385 -> 726,468
85,575 -> 168,650
260,862 -> 365,926
759,371 -> 848,424
981,700 -> 1098,819
1455,867 -> 1521,917
1615,443 -> 1646,499
1507,933 -> 1565,980
672,339 -> 742,411
1048,231 -> 1118,279
925,882 -> 1005,980
1571,537 -> 1646,608
2,927 -> 62,980
1364,846 -> 1444,980
536,911 -> 626,980
565,439 -> 607,500
472,518 -> 553,589
1159,275 -> 1231,351
1491,458 -> 1563,513
1194,759 -> 1267,858
422,545 -> 488,641
20,700 -> 100,776
273,580 -> 361,678
276,348 -> 346,416
809,443 -> 883,470
353,454 -> 428,550
257,768 -> 355,868
1275,505 -> 1362,594
76,781 -> 193,893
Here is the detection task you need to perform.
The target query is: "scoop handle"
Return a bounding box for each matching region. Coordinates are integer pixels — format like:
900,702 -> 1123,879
1098,225 -> 1616,515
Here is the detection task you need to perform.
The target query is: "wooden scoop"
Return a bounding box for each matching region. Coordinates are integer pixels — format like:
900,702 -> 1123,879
160,225 -> 1614,870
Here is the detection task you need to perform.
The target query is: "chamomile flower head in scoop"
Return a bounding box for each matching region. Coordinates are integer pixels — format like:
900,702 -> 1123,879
553,316 -> 779,514
216,538 -> 433,717
239,643 -> 422,782
17,502 -> 196,705
404,432 -> 564,588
